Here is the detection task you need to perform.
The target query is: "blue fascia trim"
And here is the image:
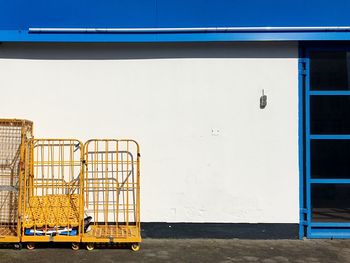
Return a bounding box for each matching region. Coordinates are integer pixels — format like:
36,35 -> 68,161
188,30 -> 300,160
4,30 -> 350,42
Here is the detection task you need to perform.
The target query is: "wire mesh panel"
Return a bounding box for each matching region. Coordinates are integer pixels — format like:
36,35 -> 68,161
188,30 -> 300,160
0,119 -> 32,242
22,139 -> 83,242
82,140 -> 140,243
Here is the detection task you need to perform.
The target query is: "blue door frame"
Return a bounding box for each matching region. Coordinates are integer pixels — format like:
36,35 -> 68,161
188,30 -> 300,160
299,43 -> 350,239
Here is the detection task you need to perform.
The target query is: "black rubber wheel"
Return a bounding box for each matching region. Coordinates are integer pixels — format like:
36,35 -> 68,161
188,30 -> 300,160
86,243 -> 94,251
72,242 -> 80,251
14,243 -> 22,250
26,243 -> 35,250
131,243 -> 140,252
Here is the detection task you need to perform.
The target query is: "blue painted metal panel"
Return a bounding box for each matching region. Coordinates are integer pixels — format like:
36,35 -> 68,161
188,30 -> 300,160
310,228 -> 350,239
305,49 -> 312,238
310,91 -> 350,95
157,0 -> 350,28
311,222 -> 350,227
310,135 -> 350,140
2,0 -> 350,29
298,52 -> 303,239
2,31 -> 350,42
302,45 -> 350,239
310,179 -> 350,184
0,1 -> 157,29
1,0 -> 350,41
298,50 -> 306,239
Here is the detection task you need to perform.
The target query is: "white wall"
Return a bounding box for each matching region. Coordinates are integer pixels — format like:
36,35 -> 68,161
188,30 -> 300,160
0,42 -> 299,223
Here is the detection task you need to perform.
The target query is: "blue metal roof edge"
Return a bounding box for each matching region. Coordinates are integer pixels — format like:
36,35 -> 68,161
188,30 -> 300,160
2,30 -> 350,42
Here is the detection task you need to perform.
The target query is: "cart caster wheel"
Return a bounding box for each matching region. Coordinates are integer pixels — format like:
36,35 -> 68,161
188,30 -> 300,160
131,243 -> 140,252
72,242 -> 80,251
14,243 -> 22,250
86,243 -> 94,251
27,243 -> 35,250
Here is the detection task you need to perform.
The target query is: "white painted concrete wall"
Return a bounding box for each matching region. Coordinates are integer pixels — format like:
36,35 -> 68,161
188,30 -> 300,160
0,42 -> 299,223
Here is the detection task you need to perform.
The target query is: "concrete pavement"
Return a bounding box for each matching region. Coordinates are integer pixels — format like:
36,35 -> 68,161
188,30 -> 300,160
1,239 -> 350,263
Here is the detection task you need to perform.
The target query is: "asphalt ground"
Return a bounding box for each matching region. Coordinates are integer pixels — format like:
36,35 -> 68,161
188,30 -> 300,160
1,239 -> 350,263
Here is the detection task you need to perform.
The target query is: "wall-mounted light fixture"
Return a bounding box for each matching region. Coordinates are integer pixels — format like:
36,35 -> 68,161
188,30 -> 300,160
260,89 -> 267,109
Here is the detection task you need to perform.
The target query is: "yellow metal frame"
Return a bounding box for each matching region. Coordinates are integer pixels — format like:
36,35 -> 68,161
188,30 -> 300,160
0,119 -> 33,243
82,139 -> 141,243
21,139 -> 84,243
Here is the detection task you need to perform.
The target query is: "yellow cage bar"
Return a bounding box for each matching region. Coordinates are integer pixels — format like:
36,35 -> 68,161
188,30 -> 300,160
21,139 -> 83,243
82,139 -> 141,249
0,119 -> 33,243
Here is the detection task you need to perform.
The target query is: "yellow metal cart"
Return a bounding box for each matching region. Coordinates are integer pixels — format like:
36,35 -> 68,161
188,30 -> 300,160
0,119 -> 32,248
21,139 -> 83,249
82,139 -> 141,251
0,119 -> 141,250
